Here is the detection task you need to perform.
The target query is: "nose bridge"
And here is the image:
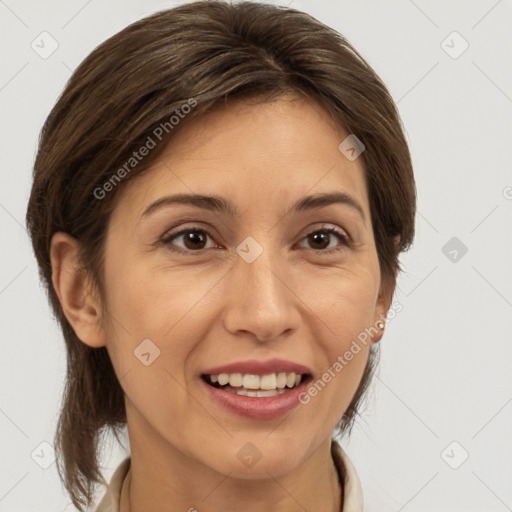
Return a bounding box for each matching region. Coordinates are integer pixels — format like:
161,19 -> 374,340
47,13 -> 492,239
222,235 -> 300,341
239,240 -> 282,303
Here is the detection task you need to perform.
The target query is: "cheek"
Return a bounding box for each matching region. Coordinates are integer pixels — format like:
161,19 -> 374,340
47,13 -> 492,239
103,253 -> 210,340
314,262 -> 380,339
99,269 -> 202,431
306,265 -> 379,407
100,258 -> 223,395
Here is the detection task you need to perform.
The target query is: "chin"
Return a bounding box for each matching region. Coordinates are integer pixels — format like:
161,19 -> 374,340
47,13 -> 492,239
205,435 -> 314,479
211,451 -> 304,480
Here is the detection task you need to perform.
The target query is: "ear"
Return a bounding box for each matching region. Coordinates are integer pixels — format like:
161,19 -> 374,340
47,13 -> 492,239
371,235 -> 401,343
50,231 -> 107,348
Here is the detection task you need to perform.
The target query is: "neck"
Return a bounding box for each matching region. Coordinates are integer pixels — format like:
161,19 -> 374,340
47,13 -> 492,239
120,411 -> 342,512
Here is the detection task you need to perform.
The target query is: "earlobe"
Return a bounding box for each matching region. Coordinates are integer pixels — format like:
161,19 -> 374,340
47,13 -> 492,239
50,232 -> 107,348
372,285 -> 393,343
371,317 -> 386,343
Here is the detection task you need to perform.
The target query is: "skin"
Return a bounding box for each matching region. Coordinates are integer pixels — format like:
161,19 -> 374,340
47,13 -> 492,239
51,93 -> 391,512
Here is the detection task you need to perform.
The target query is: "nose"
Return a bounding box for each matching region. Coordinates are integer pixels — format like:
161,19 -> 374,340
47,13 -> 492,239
222,243 -> 301,343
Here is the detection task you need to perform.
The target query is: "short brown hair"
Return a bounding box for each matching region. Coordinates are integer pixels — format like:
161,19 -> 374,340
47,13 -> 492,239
26,1 -> 415,509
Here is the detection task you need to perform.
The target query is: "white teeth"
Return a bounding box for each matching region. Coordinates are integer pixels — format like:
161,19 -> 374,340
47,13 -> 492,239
243,374 -> 261,389
218,373 -> 229,386
207,371 -> 305,391
260,373 -> 277,390
276,372 -> 287,388
233,388 -> 287,397
230,373 -> 243,387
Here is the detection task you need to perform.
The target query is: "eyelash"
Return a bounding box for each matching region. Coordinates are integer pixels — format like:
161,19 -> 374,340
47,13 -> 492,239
160,224 -> 352,256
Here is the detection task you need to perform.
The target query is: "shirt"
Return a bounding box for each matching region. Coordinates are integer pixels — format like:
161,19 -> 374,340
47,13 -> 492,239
89,440 -> 363,511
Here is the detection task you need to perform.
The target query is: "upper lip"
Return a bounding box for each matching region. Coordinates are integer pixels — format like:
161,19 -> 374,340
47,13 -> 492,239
202,358 -> 311,376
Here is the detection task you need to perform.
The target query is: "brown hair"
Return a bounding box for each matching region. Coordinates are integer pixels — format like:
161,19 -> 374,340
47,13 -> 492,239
26,1 -> 415,509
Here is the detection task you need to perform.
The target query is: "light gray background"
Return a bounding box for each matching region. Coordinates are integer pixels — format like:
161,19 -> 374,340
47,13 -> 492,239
1,0 -> 511,510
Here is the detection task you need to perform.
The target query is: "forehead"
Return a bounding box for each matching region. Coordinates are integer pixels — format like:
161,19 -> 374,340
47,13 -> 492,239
111,94 -> 370,222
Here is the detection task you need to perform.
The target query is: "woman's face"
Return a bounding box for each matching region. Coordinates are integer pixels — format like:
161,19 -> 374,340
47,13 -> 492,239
97,94 -> 389,477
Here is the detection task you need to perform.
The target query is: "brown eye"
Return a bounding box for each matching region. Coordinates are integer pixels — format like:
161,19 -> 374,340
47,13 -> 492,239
307,231 -> 331,250
298,227 -> 350,253
162,228 -> 216,253
183,230 -> 208,250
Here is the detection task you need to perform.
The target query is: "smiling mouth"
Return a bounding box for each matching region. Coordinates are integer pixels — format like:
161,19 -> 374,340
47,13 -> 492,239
201,372 -> 312,397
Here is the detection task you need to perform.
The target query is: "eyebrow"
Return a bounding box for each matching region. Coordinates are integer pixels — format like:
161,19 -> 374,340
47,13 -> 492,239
141,191 -> 366,222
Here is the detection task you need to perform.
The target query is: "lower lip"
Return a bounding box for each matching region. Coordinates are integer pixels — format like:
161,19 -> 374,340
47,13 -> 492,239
201,378 -> 309,420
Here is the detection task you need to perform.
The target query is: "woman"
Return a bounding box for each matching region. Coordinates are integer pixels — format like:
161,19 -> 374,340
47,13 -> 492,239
26,1 -> 416,510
